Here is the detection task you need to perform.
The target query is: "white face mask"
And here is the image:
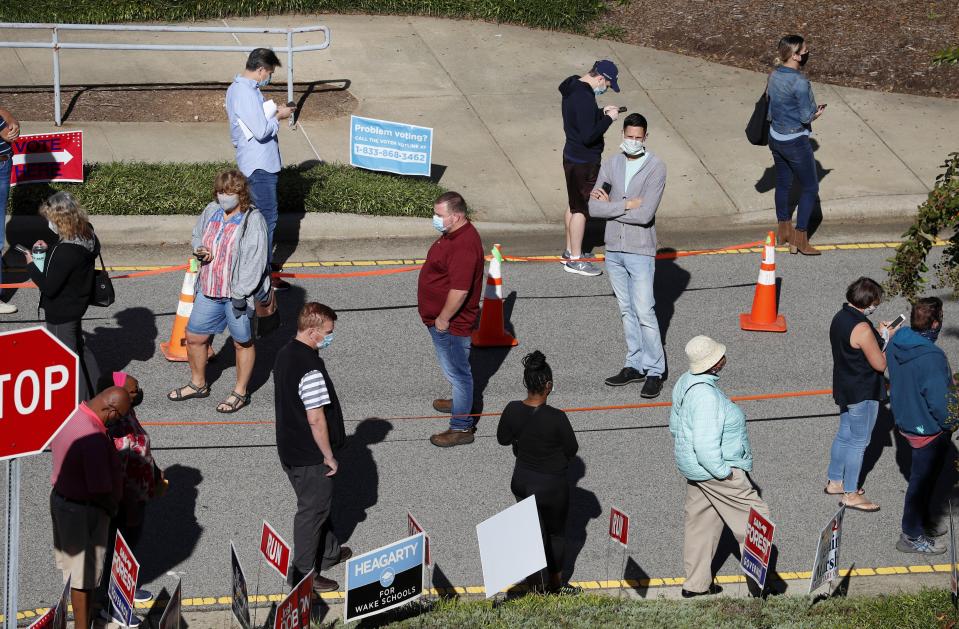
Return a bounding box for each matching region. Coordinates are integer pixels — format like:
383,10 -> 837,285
217,193 -> 240,211
620,138 -> 646,156
863,305 -> 878,316
47,220 -> 59,234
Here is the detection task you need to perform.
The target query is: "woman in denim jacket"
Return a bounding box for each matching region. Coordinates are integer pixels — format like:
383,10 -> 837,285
767,35 -> 826,255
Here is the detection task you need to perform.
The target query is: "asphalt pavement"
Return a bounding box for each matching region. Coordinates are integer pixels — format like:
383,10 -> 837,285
1,239 -> 957,615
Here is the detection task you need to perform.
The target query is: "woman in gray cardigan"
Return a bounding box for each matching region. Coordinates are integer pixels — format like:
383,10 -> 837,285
167,169 -> 269,413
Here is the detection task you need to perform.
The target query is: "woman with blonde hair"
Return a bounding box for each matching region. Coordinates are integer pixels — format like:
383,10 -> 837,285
24,191 -> 103,398
167,169 -> 269,413
767,34 -> 827,255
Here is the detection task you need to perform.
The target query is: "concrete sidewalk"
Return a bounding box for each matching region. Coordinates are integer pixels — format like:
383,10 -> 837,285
2,15 -> 957,227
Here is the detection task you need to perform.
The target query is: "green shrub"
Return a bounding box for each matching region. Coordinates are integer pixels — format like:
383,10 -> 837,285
0,1 -> 609,32
8,161 -> 444,217
932,46 -> 959,66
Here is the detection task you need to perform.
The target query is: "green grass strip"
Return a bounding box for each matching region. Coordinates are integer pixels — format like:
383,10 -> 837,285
367,589 -> 957,628
0,1 -> 609,32
8,161 -> 444,217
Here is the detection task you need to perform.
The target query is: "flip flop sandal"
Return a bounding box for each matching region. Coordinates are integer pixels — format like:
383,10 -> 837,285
824,486 -> 865,496
216,391 -> 251,414
167,382 -> 210,401
841,499 -> 880,512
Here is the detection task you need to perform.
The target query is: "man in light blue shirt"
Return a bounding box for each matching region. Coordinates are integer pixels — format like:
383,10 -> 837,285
226,48 -> 294,289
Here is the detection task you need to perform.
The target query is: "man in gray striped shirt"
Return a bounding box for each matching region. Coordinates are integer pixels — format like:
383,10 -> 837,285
274,303 -> 350,593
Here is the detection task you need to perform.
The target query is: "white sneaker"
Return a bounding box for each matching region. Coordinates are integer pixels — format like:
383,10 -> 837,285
563,260 -> 602,277
0,302 -> 17,314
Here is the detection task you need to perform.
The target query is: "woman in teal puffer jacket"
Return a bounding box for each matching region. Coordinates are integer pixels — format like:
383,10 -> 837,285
668,336 -> 771,598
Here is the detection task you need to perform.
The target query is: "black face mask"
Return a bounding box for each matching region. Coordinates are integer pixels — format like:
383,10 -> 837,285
799,52 -> 810,66
132,388 -> 144,407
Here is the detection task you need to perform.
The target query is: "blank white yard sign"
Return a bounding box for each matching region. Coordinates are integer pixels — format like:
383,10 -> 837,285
476,495 -> 547,598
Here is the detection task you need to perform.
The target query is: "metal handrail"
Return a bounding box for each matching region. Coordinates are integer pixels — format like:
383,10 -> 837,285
0,22 -> 332,125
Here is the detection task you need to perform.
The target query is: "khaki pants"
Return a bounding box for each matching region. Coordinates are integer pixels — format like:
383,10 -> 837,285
683,468 -> 770,593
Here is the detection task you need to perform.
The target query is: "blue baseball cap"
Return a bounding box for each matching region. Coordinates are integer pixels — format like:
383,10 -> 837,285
592,60 -> 620,92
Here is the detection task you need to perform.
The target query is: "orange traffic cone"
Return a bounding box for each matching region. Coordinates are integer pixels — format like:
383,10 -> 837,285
159,258 -> 200,361
740,231 -> 787,333
471,244 -> 519,347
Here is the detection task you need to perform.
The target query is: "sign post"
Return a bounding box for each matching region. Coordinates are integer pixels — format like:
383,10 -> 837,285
606,506 -> 630,596
1,327 -> 79,629
273,570 -> 314,629
344,533 -> 425,623
407,512 -> 432,597
741,508 -> 775,592
158,579 -> 182,629
108,531 -> 141,627
809,506 -> 845,596
231,542 -> 252,629
950,501 -> 957,610
260,520 -> 292,580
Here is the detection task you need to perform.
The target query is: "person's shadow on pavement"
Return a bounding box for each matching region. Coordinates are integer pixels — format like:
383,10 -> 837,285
86,307 -> 159,373
332,418 -> 393,543
138,464 -> 204,584
563,456 -> 602,583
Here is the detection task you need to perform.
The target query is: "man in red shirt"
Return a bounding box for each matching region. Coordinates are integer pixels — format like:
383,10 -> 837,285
49,386 -> 130,629
417,191 -> 485,447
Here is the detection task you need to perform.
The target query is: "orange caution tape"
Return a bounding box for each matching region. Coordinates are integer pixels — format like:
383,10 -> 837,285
139,388 -> 833,427
0,262 -> 189,289
273,265 -> 423,280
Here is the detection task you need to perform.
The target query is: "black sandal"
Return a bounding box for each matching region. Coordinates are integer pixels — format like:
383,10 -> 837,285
216,391 -> 251,414
167,382 -> 210,401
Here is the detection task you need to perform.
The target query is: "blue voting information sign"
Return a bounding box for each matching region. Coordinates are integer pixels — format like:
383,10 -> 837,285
344,533 -> 425,623
350,116 -> 433,177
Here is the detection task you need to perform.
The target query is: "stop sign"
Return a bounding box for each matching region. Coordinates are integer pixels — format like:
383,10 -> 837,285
0,327 -> 79,461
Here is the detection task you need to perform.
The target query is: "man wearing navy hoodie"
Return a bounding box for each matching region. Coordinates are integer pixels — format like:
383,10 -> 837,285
559,60 -> 621,277
886,297 -> 954,555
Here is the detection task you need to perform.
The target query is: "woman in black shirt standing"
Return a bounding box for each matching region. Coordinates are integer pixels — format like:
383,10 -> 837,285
497,351 -> 579,593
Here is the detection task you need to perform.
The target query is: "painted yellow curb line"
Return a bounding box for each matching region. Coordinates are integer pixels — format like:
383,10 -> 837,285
4,562 -> 952,621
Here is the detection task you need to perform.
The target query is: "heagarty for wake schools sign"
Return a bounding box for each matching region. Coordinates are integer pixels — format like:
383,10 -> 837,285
343,533 -> 425,623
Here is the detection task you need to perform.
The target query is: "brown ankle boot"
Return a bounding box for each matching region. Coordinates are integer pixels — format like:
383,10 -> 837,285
776,221 -> 794,248
792,229 -> 821,256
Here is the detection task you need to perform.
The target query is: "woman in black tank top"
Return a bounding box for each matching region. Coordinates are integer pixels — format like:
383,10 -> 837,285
825,277 -> 896,512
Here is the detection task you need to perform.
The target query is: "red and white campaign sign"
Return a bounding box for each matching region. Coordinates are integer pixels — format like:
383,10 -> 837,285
609,506 -> 630,548
9,131 -> 83,186
273,570 -> 313,629
0,327 -> 79,461
744,508 -> 774,565
260,520 -> 291,579
108,530 -> 141,626
407,511 -> 432,567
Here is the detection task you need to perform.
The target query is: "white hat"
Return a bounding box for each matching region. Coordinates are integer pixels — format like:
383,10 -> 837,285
686,335 -> 727,374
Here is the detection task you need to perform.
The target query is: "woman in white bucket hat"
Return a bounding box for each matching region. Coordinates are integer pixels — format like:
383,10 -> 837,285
668,335 -> 771,597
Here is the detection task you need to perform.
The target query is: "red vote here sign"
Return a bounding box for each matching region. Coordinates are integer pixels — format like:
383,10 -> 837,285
260,520 -> 291,579
10,131 -> 84,185
0,327 -> 79,461
407,511 -> 432,567
609,506 -> 630,547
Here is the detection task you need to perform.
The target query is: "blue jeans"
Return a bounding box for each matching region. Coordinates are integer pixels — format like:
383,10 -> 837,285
902,431 -> 950,538
827,399 -> 879,493
247,169 -> 278,263
605,250 -> 664,377
769,135 -> 818,231
428,326 -> 474,430
0,158 -> 10,287
187,293 -> 254,343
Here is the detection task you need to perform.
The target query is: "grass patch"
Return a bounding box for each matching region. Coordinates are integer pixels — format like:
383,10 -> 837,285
0,1 -> 609,33
355,589 -> 957,628
8,161 -> 443,217
932,46 -> 959,67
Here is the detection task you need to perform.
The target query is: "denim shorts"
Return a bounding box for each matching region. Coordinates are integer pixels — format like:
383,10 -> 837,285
187,293 -> 253,343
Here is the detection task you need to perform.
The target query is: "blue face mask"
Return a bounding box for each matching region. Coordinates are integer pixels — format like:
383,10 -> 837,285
919,325 -> 941,343
432,214 -> 447,233
257,73 -> 272,88
593,85 -> 607,96
318,331 -> 334,350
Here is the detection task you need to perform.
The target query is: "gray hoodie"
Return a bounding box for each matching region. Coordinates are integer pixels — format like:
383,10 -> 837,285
587,151 -> 667,257
191,202 -> 270,308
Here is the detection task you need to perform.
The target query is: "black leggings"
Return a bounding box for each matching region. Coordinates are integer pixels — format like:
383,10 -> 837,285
510,465 -> 570,573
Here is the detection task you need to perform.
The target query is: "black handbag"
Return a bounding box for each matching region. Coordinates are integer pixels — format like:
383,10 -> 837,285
91,250 -> 115,307
745,77 -> 771,146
